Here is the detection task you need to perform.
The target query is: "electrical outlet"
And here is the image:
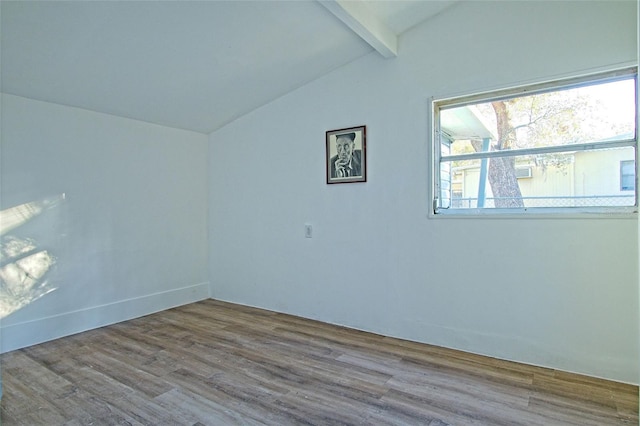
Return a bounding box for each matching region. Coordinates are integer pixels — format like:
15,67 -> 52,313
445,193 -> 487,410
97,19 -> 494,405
304,224 -> 313,238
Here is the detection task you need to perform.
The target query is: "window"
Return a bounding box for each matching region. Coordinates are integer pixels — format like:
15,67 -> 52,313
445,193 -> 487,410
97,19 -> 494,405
620,160 -> 635,191
432,68 -> 637,214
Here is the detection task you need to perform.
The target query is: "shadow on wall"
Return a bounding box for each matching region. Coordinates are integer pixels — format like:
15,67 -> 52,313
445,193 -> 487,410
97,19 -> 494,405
0,194 -> 65,318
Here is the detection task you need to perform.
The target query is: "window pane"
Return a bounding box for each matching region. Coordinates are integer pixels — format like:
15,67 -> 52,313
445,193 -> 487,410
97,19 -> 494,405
441,78 -> 636,153
435,70 -> 637,213
443,147 -> 636,209
440,134 -> 452,208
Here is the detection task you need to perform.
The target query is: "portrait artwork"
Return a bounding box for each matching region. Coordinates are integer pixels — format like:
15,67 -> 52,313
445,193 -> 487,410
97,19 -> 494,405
326,125 -> 366,184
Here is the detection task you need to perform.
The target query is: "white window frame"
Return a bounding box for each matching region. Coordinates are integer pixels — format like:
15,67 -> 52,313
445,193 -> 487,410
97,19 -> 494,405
430,67 -> 638,217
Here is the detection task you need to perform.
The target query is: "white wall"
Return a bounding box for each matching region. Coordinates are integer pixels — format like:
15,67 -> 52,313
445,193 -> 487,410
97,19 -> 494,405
209,1 -> 639,383
0,94 -> 210,352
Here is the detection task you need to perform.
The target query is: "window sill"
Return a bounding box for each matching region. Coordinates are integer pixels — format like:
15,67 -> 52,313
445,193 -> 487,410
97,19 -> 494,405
429,206 -> 638,219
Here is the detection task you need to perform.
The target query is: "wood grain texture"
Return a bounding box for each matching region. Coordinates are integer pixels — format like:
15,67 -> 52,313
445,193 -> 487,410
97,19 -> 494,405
1,299 -> 637,425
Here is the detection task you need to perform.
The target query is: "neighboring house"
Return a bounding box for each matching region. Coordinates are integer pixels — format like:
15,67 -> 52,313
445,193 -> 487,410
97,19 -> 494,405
451,148 -> 635,208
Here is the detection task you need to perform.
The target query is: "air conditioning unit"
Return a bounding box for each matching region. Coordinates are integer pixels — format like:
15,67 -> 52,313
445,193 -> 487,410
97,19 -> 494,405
516,166 -> 532,179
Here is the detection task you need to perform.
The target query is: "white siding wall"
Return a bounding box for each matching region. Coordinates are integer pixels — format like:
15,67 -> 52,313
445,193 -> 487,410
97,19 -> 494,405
575,148 -> 636,196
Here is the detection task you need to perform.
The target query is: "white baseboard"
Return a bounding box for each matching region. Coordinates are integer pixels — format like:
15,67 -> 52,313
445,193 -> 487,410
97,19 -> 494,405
0,282 -> 210,353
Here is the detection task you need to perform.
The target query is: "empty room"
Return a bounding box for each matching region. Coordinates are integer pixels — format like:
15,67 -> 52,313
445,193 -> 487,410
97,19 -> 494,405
1,0 -> 638,424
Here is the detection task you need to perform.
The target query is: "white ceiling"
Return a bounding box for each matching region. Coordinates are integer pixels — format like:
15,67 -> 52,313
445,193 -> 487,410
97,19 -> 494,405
1,1 -> 457,134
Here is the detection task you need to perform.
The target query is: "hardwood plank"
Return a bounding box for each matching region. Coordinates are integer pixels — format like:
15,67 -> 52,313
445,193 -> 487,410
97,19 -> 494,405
526,394 -> 631,426
1,299 -> 637,425
73,349 -> 174,398
532,372 -> 617,408
154,387 -> 265,426
0,370 -> 69,425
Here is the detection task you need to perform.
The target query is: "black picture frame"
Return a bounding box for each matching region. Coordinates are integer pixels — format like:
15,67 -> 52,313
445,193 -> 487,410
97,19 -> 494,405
326,125 -> 367,184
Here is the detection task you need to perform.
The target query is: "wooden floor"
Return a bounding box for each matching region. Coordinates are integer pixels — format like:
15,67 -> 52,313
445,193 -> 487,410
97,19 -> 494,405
0,299 -> 637,425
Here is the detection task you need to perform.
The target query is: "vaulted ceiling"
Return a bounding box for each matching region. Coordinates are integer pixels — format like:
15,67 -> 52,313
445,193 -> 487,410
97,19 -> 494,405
1,1 -> 457,134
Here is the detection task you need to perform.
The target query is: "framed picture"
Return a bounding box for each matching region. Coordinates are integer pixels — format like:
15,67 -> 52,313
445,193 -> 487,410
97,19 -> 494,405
326,125 -> 367,184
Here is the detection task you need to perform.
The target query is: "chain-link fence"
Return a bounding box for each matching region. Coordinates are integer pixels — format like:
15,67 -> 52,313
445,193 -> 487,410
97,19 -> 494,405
450,195 -> 636,209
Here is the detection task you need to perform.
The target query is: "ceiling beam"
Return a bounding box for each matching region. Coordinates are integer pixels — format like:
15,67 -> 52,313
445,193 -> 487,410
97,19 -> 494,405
319,0 -> 398,58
